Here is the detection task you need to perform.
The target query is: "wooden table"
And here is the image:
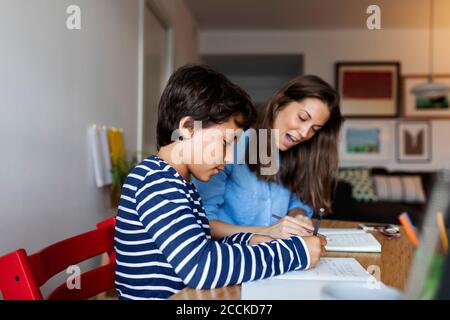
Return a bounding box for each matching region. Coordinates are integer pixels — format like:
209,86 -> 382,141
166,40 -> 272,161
170,219 -> 414,300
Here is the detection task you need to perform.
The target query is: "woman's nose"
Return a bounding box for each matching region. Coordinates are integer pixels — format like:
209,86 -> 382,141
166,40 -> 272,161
298,127 -> 309,139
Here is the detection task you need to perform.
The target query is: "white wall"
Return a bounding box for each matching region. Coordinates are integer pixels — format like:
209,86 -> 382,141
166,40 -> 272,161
0,0 -> 140,253
0,0 -> 199,296
0,0 -> 141,296
199,28 -> 450,171
199,29 -> 450,84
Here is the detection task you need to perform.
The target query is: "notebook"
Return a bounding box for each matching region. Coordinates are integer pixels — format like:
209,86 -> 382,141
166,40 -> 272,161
242,257 -> 379,300
320,228 -> 382,253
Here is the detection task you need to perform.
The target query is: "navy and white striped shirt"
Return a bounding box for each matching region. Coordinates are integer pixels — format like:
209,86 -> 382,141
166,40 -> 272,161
114,155 -> 311,300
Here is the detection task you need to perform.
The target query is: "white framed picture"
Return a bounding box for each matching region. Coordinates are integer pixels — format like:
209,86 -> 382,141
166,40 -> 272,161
397,121 -> 432,163
340,120 -> 393,162
402,75 -> 450,118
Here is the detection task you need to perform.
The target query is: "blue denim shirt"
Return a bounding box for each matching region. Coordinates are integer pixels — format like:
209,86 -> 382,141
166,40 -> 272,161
193,131 -> 313,227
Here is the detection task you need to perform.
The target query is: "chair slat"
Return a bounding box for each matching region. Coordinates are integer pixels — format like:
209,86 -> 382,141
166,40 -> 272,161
0,217 -> 116,300
29,226 -> 114,287
47,262 -> 116,300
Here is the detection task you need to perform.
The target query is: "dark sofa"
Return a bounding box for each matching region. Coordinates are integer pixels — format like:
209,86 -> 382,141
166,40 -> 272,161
330,168 -> 437,226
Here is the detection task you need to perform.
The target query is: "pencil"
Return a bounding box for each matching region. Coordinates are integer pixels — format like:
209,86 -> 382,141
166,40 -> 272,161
436,212 -> 449,254
313,208 -> 325,236
398,212 -> 420,248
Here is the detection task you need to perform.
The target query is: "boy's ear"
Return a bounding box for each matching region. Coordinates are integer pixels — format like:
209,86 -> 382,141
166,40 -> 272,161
178,116 -> 195,139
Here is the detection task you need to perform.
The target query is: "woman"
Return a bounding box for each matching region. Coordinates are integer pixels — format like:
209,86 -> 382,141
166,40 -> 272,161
193,75 -> 342,241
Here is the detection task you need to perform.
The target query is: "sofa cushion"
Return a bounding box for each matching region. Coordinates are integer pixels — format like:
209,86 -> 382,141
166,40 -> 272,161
373,175 -> 426,203
338,168 -> 378,202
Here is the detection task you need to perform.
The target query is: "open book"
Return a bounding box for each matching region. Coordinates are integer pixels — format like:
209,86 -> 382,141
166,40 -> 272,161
242,258 -> 379,300
320,228 -> 382,253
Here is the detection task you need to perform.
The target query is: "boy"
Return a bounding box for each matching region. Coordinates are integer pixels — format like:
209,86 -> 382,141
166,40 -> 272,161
114,64 -> 325,300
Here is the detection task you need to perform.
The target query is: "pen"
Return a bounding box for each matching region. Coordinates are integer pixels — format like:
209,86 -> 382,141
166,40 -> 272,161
313,208 -> 325,236
271,213 -> 325,237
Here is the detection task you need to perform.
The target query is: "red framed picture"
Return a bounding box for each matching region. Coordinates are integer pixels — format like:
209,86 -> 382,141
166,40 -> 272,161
335,62 -> 400,118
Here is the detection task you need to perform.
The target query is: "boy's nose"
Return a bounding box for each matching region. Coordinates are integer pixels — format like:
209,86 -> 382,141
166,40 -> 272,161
224,153 -> 232,162
224,150 -> 234,163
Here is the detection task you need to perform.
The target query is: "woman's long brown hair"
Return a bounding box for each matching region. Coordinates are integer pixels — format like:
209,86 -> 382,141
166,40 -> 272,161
246,75 -> 342,215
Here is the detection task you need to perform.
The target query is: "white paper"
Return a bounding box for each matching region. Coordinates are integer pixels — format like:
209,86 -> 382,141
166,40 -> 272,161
320,229 -> 382,253
242,258 -> 380,300
88,125 -> 104,187
241,279 -> 390,300
88,125 -> 112,188
319,228 -> 366,235
274,258 -> 371,281
242,279 -> 337,300
99,126 -> 112,185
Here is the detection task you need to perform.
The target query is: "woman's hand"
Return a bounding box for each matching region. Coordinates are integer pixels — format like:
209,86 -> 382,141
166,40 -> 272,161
249,234 -> 275,245
288,208 -> 314,229
261,215 -> 314,239
293,213 -> 314,232
302,236 -> 327,268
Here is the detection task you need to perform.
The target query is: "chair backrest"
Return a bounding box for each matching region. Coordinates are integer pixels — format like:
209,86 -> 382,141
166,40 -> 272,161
0,217 -> 116,300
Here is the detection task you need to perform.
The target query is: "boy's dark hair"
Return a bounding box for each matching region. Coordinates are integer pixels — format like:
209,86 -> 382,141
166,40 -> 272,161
157,64 -> 257,149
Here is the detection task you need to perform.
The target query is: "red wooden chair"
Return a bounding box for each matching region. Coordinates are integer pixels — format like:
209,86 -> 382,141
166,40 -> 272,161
0,217 -> 116,300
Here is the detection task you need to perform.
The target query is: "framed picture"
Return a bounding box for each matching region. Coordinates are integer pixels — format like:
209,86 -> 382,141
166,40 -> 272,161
402,75 -> 450,118
340,120 -> 393,162
396,121 -> 432,163
335,62 -> 400,117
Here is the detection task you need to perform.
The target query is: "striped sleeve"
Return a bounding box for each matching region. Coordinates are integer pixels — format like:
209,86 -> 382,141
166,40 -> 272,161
219,232 -> 254,245
135,171 -> 311,289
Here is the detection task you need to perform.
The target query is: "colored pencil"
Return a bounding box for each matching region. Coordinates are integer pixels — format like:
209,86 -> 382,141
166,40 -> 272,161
399,212 -> 420,247
436,212 -> 449,254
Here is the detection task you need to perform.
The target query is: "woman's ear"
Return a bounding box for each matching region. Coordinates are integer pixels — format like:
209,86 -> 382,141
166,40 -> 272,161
178,116 -> 195,140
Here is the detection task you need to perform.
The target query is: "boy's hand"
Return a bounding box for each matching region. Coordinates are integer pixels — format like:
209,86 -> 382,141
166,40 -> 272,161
302,236 -> 327,268
318,234 -> 328,247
